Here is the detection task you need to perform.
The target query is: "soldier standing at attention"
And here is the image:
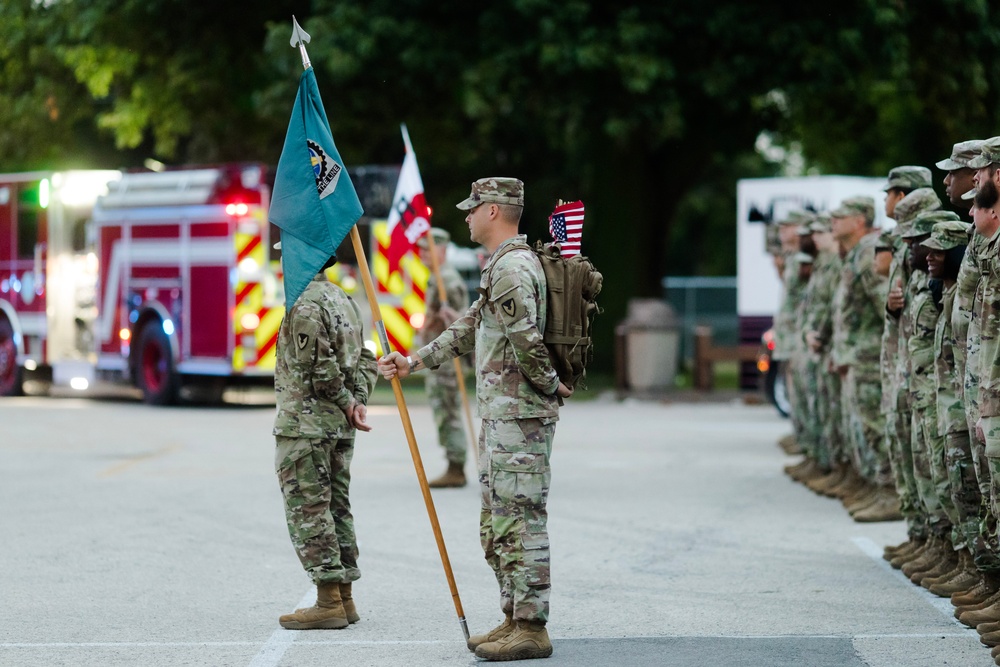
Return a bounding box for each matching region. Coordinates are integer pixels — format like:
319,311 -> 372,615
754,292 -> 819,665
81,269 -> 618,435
416,227 -> 471,488
272,248 -> 378,631
378,177 -> 572,662
829,197 -> 896,520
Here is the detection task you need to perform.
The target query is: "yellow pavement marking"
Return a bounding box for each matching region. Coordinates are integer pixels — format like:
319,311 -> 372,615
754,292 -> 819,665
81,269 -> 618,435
98,445 -> 181,477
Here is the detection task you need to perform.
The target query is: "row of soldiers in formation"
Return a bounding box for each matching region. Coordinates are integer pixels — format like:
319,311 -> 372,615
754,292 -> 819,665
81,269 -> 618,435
773,137 -> 1000,662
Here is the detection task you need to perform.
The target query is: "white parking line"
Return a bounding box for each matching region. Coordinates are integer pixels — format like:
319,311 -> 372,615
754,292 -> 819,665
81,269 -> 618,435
851,536 -> 977,629
246,588 -> 315,667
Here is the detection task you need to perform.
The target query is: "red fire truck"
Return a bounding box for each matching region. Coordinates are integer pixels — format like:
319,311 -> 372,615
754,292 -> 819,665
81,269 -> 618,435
0,165 -> 283,404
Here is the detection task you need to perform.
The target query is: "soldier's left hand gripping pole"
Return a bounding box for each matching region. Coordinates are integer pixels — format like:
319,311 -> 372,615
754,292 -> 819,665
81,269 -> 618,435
290,16 -> 470,643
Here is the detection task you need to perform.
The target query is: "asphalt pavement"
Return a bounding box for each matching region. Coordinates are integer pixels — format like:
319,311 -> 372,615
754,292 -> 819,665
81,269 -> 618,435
0,389 -> 989,666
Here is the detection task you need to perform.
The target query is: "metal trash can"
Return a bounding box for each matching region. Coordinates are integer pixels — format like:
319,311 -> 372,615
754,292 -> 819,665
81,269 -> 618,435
615,298 -> 680,391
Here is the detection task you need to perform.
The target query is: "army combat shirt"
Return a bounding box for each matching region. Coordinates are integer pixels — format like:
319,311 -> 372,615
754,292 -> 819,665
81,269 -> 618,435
273,274 -> 378,439
417,235 -> 560,420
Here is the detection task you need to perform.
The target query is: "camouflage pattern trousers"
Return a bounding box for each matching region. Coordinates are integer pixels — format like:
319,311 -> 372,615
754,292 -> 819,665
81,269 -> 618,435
842,367 -> 891,486
479,417 -> 555,623
911,409 -> 953,540
945,430 -> 980,551
275,435 -> 360,585
821,360 -> 846,465
426,361 -> 467,466
886,400 -> 924,539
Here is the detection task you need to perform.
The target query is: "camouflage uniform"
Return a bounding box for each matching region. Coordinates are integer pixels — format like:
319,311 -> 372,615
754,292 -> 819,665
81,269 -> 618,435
974,227 -> 1000,561
421,259 -> 470,466
273,274 -> 378,585
832,231 -> 890,485
773,213 -> 809,446
925,222 -> 978,551
805,252 -> 849,466
883,189 -> 942,537
418,178 -> 561,624
801,245 -> 839,468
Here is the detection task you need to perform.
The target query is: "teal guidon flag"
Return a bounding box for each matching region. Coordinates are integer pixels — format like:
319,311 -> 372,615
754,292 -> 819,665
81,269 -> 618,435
269,67 -> 364,308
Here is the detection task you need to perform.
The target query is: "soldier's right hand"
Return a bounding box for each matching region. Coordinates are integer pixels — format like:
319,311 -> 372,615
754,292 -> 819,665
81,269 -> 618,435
378,351 -> 410,380
887,278 -> 905,312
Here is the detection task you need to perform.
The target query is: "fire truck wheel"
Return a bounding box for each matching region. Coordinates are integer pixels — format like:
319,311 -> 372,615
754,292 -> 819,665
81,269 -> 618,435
0,317 -> 23,397
136,322 -> 179,405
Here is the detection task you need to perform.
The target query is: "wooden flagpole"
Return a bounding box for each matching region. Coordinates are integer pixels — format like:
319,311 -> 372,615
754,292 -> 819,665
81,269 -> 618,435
350,228 -> 469,641
290,18 -> 469,641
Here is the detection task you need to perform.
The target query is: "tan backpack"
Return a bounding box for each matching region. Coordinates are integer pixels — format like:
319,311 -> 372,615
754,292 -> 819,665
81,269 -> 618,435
483,241 -> 603,389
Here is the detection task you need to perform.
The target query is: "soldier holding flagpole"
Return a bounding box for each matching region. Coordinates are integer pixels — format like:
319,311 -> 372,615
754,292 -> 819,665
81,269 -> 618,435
379,177 -> 573,661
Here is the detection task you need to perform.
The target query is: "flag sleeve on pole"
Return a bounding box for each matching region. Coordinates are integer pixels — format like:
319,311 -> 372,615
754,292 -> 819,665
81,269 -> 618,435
268,68 -> 364,308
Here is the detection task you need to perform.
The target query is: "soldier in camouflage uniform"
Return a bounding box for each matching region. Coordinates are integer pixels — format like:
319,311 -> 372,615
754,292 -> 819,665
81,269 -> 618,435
272,250 -> 379,631
785,248 -> 825,481
829,196 -> 897,521
898,212 -> 964,587
921,221 -> 980,597
932,142 -> 1000,613
773,211 -> 809,454
879,187 -> 944,556
416,228 -> 471,488
958,140 -> 1000,634
379,177 -> 572,662
803,215 -> 850,495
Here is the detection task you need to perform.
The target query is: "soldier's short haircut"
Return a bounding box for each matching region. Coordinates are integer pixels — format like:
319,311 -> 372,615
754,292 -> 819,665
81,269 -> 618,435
497,203 -> 523,224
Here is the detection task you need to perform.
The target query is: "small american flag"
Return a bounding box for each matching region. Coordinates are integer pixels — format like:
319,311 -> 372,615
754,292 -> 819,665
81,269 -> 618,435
548,200 -> 585,258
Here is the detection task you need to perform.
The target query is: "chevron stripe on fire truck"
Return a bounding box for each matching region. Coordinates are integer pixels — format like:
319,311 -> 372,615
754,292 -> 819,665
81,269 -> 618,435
233,218 -> 280,371
372,221 -> 428,357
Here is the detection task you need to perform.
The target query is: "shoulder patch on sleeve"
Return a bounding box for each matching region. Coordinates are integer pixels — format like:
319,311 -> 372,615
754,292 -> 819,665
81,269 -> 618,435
297,332 -> 310,350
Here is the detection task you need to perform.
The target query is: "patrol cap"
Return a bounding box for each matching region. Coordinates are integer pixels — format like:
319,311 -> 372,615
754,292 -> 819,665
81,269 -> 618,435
456,177 -> 524,210
893,187 -> 941,225
883,166 -> 932,192
777,209 -> 813,226
920,220 -> 973,250
830,196 -> 875,224
962,188 -> 977,201
793,252 -> 814,265
901,209 -> 961,239
807,211 -> 831,233
968,136 -> 1000,169
936,140 -> 985,171
875,228 -> 896,251
415,227 -> 450,249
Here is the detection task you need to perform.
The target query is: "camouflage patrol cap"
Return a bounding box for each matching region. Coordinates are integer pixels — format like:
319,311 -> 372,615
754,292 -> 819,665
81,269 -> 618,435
455,177 -> 524,210
901,209 -> 961,239
875,228 -> 896,251
807,211 -> 831,233
793,251 -> 814,265
893,187 -> 941,225
415,227 -> 450,249
777,209 -> 813,226
968,136 -> 1000,169
920,220 -> 972,250
936,140 -> 985,171
830,196 -> 875,224
883,166 -> 932,192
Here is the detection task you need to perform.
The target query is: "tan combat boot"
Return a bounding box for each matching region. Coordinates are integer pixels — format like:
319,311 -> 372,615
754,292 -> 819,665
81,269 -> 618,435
902,537 -> 941,578
428,462 -> 466,488
467,613 -> 514,652
474,620 -> 553,661
952,575 -> 991,606
891,539 -> 929,569
339,582 -> 360,624
807,465 -> 846,494
278,582 -> 349,630
915,549 -> 958,586
929,551 -> 980,597
960,598 -> 1000,627
853,488 -> 903,523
